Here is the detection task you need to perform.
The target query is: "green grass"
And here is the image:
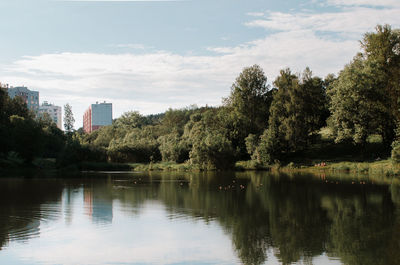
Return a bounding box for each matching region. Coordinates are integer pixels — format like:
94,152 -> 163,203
277,159 -> 400,177
235,160 -> 271,171
129,161 -> 199,171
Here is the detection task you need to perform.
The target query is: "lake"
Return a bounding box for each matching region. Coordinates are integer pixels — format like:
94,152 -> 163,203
0,170 -> 399,265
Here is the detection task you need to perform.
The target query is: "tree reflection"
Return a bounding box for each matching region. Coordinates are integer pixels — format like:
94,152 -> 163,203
1,171 -> 400,265
0,177 -> 64,249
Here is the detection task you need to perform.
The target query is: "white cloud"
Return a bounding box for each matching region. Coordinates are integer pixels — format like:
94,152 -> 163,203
245,7 -> 400,37
1,30 -> 356,128
10,201 -> 238,265
246,12 -> 265,17
1,0 -> 399,129
326,0 -> 400,7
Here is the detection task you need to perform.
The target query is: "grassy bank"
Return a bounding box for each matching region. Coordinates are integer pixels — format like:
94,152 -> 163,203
275,159 -> 400,177
2,158 -> 400,178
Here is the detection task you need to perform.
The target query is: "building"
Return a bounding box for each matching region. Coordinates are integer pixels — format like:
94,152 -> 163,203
83,101 -> 112,133
38,101 -> 62,129
84,185 -> 113,224
7,86 -> 39,113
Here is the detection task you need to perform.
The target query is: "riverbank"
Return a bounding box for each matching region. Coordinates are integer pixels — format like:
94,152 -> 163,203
274,159 -> 400,177
2,155 -> 400,178
80,158 -> 400,177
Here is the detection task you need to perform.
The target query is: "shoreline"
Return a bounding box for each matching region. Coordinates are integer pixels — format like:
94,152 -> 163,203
2,158 -> 400,178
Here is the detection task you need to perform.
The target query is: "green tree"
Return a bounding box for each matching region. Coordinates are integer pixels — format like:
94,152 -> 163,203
114,111 -> 148,129
63,103 -> 75,133
0,88 -> 34,159
107,126 -> 161,163
224,65 -> 274,156
391,121 -> 400,163
256,68 -> 326,164
184,108 -> 235,169
9,115 -> 43,163
157,132 -> 189,163
329,55 -> 389,145
362,25 -> 400,125
38,114 -> 66,158
160,107 -> 194,135
330,25 -> 400,147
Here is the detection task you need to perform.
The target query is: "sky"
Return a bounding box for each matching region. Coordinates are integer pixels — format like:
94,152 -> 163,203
0,0 -> 399,129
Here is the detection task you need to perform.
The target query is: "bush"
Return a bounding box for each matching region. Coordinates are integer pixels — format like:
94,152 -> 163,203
157,133 -> 189,163
189,131 -> 236,170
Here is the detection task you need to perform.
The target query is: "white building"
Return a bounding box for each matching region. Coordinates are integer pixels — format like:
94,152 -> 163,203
39,101 -> 62,129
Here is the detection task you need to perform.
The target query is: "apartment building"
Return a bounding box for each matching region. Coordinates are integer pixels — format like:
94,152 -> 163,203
7,86 -> 39,113
38,101 -> 62,129
83,101 -> 112,133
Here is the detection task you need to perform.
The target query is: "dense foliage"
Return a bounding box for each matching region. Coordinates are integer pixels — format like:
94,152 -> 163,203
1,25 -> 400,169
330,25 -> 400,147
250,68 -> 328,164
0,87 -> 66,164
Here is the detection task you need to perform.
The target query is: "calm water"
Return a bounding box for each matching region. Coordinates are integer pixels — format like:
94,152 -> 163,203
0,170 -> 399,265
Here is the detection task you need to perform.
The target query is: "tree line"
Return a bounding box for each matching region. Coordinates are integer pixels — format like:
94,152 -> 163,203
1,25 -> 399,169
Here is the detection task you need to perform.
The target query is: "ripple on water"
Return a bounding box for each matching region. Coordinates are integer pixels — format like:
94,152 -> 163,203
0,204 -> 62,243
3,215 -> 41,242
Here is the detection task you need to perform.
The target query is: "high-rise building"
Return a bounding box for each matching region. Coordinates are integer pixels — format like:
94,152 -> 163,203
7,86 -> 39,113
83,101 -> 112,133
38,101 -> 62,129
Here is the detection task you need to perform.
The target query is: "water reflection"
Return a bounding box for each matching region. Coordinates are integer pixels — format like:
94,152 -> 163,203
84,179 -> 113,225
0,178 -> 64,249
0,171 -> 399,264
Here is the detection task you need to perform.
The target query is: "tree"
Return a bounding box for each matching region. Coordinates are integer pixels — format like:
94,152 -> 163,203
63,103 -> 75,133
157,132 -> 189,163
392,123 -> 400,163
224,65 -> 274,156
9,115 -> 43,163
184,108 -> 235,169
256,68 -> 327,164
329,55 -> 386,144
114,111 -> 147,129
0,88 -> 33,159
107,126 -> 161,163
362,25 -> 400,124
330,25 -> 400,147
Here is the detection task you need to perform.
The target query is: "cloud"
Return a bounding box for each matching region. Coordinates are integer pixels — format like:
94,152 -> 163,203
245,7 -> 400,38
12,201 -> 238,265
246,12 -> 265,17
1,0 -> 399,128
1,30 -> 356,127
326,0 -> 400,7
